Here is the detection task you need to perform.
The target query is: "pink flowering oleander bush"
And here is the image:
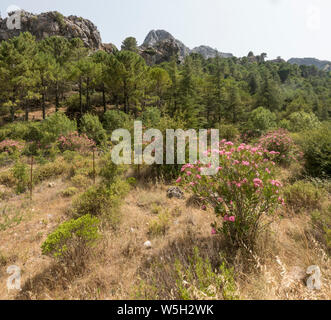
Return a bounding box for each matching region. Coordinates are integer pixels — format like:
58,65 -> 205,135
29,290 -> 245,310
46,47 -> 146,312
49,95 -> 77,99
177,140 -> 284,249
0,139 -> 24,155
258,129 -> 302,165
58,132 -> 96,154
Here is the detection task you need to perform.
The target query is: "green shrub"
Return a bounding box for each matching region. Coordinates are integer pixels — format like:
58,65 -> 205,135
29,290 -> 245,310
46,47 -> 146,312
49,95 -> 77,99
41,112 -> 77,146
71,174 -> 91,189
284,181 -> 325,213
33,158 -> 69,184
65,93 -> 85,117
288,111 -> 321,132
67,154 -> 92,178
61,187 -> 79,198
0,121 -> 33,141
179,141 -> 283,249
126,177 -> 137,187
71,179 -> 130,225
148,211 -> 170,237
12,161 -> 29,194
279,119 -> 291,131
248,107 -> 276,134
24,122 -> 44,143
72,186 -> 109,217
41,214 -> 100,262
140,107 -> 161,128
297,123 -> 331,178
103,110 -> 130,133
0,170 -> 16,188
80,114 -> 107,146
175,247 -> 238,300
217,124 -> 240,142
63,150 -> 79,162
98,153 -> 126,187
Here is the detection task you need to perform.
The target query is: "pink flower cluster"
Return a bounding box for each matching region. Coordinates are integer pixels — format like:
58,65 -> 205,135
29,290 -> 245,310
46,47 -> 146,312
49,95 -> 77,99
58,132 -> 96,154
177,138 -> 284,241
224,215 -> 236,222
0,139 -> 24,155
258,129 -> 301,164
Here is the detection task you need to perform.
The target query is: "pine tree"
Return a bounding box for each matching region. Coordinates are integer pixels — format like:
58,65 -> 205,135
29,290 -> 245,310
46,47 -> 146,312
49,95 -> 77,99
121,37 -> 138,53
39,36 -> 71,112
178,56 -> 205,129
0,32 -> 37,121
148,67 -> 171,108
114,51 -> 147,114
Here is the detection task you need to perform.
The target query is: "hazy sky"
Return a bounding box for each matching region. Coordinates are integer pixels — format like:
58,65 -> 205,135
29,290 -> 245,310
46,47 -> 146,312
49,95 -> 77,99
1,0 -> 330,61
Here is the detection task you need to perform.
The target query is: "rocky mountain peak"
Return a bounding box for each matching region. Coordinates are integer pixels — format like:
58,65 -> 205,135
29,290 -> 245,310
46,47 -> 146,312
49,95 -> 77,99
140,29 -> 233,64
191,45 -> 233,59
141,29 -> 191,63
142,29 -> 175,47
0,10 -> 102,49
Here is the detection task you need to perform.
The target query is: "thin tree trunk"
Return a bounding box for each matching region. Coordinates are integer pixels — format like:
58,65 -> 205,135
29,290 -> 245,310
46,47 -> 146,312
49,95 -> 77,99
25,103 -> 29,121
42,77 -> 46,120
55,82 -> 59,112
86,77 -> 90,110
10,106 -> 15,122
102,85 -> 106,113
79,78 -> 83,115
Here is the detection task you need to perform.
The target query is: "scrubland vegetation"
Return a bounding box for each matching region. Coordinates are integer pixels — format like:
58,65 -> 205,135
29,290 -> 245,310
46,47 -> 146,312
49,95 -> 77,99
0,32 -> 330,300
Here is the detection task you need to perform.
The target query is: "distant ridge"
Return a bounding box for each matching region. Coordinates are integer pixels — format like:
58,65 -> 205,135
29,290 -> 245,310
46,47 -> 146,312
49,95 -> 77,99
141,29 -> 233,63
288,57 -> 331,72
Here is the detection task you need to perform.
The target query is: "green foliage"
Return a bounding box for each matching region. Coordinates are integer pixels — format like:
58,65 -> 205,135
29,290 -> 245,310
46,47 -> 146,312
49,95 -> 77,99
0,170 -> 16,188
71,174 -> 91,189
65,93 -> 86,117
103,110 -> 130,133
114,50 -> 147,114
148,211 -> 170,237
54,11 -> 66,29
126,177 -> 137,187
140,107 -> 161,128
175,247 -> 238,300
80,113 -> 107,146
288,111 -> 321,132
98,153 -> 126,187
12,161 -> 29,194
217,123 -> 240,142
284,181 -> 326,213
297,123 -> 331,178
71,179 -> 130,225
0,31 -> 330,142
61,187 -> 79,198
248,107 -> 276,133
121,37 -> 138,52
41,112 -> 77,146
33,158 -> 69,184
41,214 -> 100,261
179,141 -> 283,249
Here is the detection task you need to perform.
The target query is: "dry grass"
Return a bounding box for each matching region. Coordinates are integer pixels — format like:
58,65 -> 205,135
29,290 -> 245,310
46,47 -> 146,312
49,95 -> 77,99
0,166 -> 330,300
